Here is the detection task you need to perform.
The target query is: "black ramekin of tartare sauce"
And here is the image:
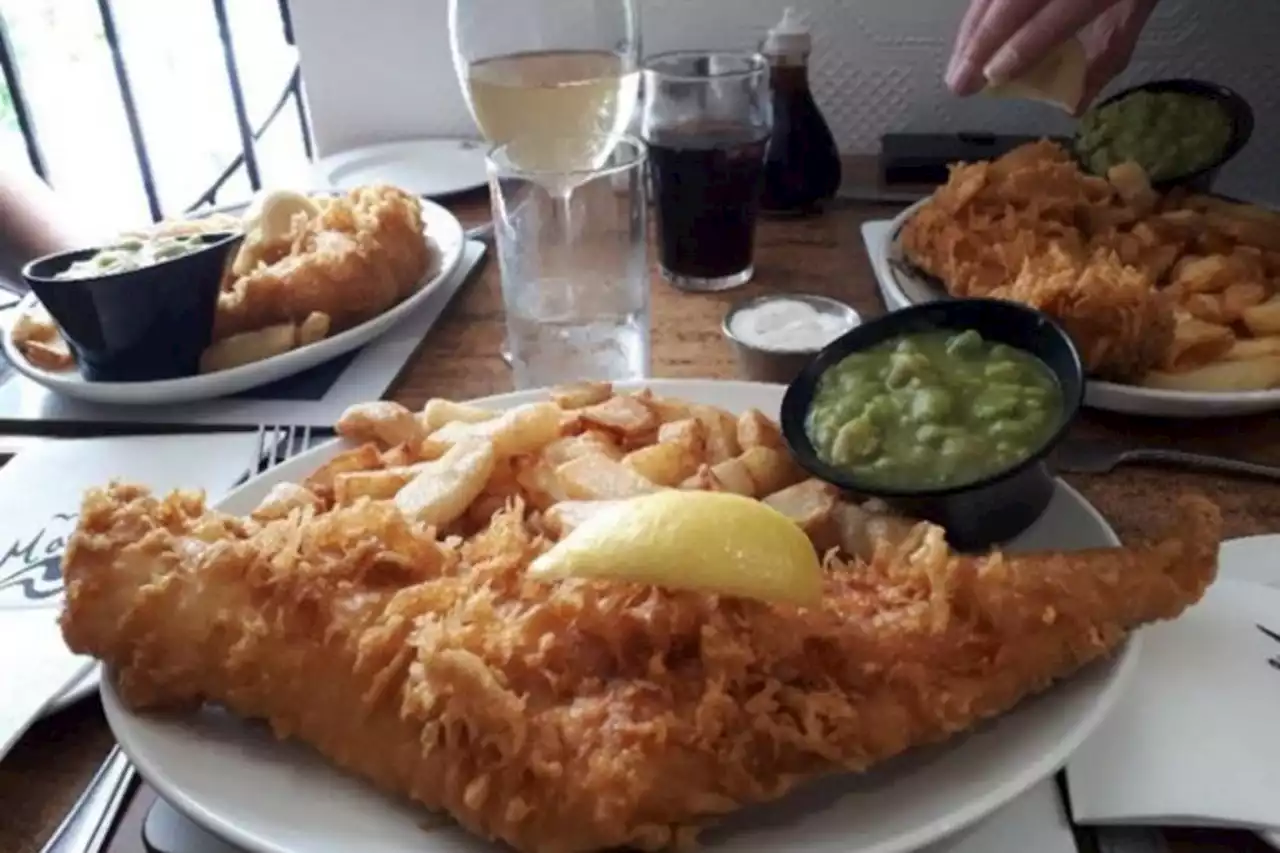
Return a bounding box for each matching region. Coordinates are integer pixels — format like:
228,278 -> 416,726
1074,78 -> 1254,193
779,299 -> 1085,552
22,230 -> 243,383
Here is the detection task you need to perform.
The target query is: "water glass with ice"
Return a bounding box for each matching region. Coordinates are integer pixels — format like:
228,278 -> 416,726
487,134 -> 651,390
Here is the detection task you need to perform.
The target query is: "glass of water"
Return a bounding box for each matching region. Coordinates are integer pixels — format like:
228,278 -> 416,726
487,134 -> 651,390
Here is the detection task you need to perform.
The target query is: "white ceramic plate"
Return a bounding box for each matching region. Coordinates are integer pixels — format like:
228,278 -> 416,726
1,199 -> 465,406
313,139 -> 490,199
876,200 -> 1280,418
100,379 -> 1139,853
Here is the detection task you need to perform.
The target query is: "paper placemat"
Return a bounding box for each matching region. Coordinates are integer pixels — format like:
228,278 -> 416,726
0,608 -> 91,759
0,431 -> 265,722
0,241 -> 487,433
0,432 -> 263,607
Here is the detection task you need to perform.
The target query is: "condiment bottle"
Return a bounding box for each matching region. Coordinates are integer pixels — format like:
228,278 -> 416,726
759,7 -> 843,215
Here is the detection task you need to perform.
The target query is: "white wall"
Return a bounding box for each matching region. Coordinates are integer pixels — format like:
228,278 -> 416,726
289,0 -> 1279,202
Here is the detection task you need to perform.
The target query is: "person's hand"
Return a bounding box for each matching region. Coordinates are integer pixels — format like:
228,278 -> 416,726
946,0 -> 1160,113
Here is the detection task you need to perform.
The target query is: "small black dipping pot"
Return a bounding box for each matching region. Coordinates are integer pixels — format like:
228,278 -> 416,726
22,231 -> 243,383
780,298 -> 1085,552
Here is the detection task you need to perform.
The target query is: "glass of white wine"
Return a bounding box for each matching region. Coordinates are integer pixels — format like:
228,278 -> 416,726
449,0 -> 641,182
449,0 -> 640,365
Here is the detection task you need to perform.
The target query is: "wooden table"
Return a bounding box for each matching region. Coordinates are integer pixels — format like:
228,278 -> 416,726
3,201 -> 1277,853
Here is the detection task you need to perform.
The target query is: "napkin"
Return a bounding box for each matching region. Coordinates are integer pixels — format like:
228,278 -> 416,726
0,432 -> 261,741
1067,577 -> 1280,833
1216,535 -> 1280,589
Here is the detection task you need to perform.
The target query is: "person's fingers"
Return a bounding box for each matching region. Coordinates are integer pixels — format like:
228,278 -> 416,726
954,0 -> 998,55
947,0 -> 996,88
1074,0 -> 1158,113
946,0 -> 1040,95
1072,7 -> 1128,112
984,0 -> 1124,84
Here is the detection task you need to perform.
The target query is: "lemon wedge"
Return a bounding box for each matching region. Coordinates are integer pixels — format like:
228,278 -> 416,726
983,36 -> 1086,113
527,491 -> 823,607
242,189 -> 321,243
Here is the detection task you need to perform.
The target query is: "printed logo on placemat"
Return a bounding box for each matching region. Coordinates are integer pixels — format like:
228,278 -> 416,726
0,511 -> 76,608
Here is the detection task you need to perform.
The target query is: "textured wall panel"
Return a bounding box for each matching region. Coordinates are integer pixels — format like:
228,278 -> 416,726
291,0 -> 1279,202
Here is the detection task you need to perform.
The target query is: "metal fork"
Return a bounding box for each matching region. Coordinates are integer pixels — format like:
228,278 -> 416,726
1052,438 -> 1280,483
40,430 -> 313,853
251,423 -> 314,475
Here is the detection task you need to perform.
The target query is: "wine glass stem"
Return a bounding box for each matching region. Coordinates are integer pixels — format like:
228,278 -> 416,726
554,185 -> 574,242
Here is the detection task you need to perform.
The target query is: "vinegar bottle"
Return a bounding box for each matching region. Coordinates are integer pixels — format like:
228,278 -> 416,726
759,7 -> 843,215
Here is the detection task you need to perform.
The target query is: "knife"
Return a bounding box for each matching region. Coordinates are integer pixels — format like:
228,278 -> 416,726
39,746 -> 137,853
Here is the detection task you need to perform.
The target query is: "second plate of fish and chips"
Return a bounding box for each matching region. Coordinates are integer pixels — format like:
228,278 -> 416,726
888,141 -> 1280,416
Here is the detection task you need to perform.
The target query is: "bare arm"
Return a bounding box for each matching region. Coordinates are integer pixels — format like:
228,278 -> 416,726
0,163 -> 86,264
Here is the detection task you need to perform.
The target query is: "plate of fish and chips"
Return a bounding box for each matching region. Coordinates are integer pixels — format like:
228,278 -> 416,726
1,186 -> 465,405
876,140 -> 1280,417
58,379 -> 1224,853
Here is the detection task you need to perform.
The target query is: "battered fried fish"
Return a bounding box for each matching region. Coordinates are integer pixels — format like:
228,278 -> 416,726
989,245 -> 1177,381
212,185 -> 432,340
900,141 -> 1176,381
61,485 -> 1219,853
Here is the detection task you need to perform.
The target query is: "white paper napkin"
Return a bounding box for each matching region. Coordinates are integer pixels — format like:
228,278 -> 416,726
1067,577 -> 1280,833
0,432 -> 261,737
1217,535 -> 1280,589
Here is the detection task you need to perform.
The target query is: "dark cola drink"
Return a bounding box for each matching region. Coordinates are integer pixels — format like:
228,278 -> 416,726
647,122 -> 770,290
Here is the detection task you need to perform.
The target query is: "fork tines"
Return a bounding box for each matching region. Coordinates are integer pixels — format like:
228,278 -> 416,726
255,423 -> 313,474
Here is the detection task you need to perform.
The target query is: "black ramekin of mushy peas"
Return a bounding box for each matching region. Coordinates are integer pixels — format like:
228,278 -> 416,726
780,299 -> 1084,552
1075,78 -> 1254,192
22,231 -> 243,382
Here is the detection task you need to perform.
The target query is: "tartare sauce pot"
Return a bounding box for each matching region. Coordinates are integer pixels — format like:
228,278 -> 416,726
722,293 -> 861,385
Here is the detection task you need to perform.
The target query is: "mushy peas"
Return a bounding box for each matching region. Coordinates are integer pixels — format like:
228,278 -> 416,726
806,330 -> 1063,490
1076,89 -> 1233,182
54,234 -> 211,281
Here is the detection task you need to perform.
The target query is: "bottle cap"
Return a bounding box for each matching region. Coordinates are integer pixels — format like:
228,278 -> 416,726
763,6 -> 811,55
